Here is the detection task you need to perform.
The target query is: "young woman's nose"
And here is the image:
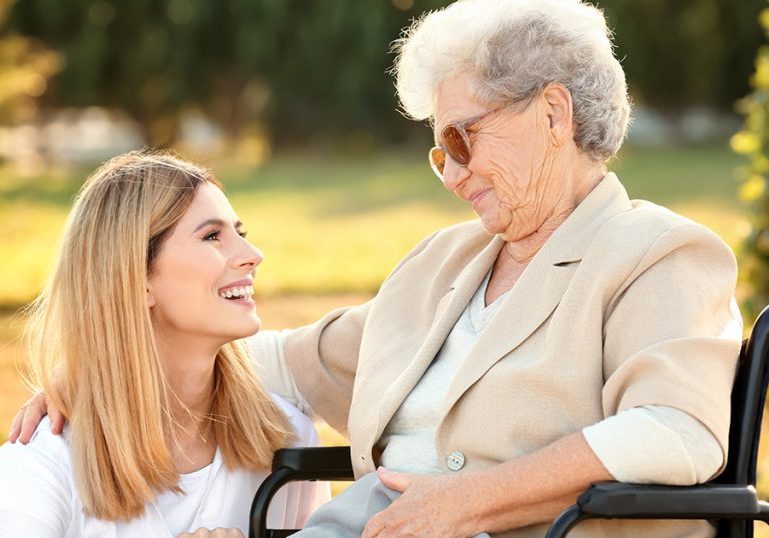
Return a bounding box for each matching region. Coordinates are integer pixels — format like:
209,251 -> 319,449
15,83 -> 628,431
232,238 -> 263,270
441,156 -> 471,191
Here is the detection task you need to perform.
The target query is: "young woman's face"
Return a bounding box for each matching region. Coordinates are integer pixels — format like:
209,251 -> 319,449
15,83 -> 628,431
147,182 -> 263,346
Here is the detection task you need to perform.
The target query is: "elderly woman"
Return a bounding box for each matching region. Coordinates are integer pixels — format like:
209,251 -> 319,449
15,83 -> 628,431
253,0 -> 740,536
10,0 -> 741,537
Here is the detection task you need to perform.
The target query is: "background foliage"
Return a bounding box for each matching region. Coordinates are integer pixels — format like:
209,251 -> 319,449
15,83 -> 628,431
733,4 -> 769,322
4,0 -> 766,147
0,0 -> 59,124
2,0 -> 769,527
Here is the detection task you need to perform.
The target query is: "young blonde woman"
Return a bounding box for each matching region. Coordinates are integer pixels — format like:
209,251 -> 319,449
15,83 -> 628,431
0,152 -> 327,537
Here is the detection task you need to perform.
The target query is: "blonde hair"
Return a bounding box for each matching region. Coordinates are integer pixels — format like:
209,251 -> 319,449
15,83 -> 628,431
24,150 -> 293,520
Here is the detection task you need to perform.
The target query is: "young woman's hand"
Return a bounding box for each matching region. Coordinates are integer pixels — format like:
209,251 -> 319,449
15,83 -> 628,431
7,391 -> 66,443
178,528 -> 245,537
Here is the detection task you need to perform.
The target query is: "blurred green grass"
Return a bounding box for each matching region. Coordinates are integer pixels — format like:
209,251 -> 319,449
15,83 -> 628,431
0,144 -> 748,308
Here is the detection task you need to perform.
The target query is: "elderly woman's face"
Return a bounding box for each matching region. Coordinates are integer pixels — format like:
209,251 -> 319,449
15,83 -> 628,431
433,73 -> 565,242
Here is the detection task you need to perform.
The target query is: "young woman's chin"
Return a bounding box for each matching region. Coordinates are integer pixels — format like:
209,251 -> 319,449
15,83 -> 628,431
173,316 -> 262,349
224,316 -> 262,341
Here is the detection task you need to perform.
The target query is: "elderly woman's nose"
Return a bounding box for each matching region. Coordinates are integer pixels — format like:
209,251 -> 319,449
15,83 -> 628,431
441,157 -> 471,190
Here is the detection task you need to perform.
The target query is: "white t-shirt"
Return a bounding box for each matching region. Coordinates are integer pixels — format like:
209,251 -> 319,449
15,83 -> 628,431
0,395 -> 329,537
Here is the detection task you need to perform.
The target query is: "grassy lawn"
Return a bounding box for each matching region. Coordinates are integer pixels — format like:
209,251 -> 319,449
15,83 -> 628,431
0,143 -> 748,307
1,142 -> 764,519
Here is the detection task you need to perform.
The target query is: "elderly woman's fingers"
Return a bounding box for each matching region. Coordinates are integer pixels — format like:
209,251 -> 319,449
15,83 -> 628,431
7,393 -> 47,444
376,467 -> 411,493
7,408 -> 25,443
47,397 -> 66,434
361,516 -> 385,538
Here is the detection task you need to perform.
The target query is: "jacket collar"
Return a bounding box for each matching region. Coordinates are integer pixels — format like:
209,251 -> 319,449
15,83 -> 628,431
371,173 -> 632,446
439,173 -> 632,413
543,172 -> 632,265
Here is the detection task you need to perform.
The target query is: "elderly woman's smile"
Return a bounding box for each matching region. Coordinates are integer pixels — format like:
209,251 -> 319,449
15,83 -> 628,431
434,72 -> 605,251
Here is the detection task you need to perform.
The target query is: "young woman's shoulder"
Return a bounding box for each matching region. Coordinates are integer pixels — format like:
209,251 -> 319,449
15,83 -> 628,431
0,416 -> 75,537
0,416 -> 72,477
270,393 -> 321,448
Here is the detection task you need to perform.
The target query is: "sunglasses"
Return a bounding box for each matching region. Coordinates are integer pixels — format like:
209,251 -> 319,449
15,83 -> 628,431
429,107 -> 502,180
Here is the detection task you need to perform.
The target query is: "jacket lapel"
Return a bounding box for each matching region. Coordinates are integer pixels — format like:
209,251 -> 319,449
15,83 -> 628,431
442,173 -> 632,414
441,253 -> 577,415
367,173 -> 632,448
372,235 -> 505,442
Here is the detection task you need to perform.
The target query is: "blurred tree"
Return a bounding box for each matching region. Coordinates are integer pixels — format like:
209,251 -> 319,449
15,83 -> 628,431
0,0 -> 60,125
7,0 -> 445,147
5,0 -> 766,147
600,0 -> 764,118
733,3 -> 769,323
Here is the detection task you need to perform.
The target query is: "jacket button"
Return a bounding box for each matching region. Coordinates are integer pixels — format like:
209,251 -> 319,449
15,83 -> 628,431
446,450 -> 465,471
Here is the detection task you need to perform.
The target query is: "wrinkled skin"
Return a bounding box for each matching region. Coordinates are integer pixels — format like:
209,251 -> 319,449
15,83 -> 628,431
434,71 -> 605,263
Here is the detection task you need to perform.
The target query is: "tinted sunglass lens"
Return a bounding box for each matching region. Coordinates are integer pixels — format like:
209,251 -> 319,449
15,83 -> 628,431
429,146 -> 446,178
442,126 -> 470,165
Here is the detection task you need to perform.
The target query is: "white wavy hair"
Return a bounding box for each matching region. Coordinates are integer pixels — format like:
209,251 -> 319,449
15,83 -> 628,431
392,0 -> 632,161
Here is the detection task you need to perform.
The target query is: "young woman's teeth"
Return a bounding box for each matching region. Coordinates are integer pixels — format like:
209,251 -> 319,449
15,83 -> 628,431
219,285 -> 254,300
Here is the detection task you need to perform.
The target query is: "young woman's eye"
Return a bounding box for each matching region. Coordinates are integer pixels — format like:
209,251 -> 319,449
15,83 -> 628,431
237,230 -> 248,239
203,230 -> 220,241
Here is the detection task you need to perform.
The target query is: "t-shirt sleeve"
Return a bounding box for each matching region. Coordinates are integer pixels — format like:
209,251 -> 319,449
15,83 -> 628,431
0,423 -> 74,537
245,329 -> 312,414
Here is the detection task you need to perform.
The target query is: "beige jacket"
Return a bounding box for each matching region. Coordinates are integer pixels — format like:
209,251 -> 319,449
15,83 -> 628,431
284,174 -> 741,537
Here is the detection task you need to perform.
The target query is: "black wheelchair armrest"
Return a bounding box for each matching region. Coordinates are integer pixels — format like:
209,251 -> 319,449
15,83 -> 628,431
249,446 -> 354,538
546,481 -> 769,538
270,446 -> 354,480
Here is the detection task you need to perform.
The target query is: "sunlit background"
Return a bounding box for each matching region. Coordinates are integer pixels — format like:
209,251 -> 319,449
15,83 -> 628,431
2,0 -> 769,526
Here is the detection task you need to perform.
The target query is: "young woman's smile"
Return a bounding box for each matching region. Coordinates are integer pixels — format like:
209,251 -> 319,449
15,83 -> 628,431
218,278 -> 256,307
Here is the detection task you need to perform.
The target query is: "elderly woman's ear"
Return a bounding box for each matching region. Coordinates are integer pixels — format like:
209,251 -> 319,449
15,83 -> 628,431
540,83 -> 574,148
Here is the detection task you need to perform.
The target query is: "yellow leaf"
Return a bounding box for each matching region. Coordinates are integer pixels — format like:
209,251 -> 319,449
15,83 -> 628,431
756,56 -> 769,88
740,174 -> 766,202
761,8 -> 769,31
731,131 -> 761,154
754,154 -> 769,173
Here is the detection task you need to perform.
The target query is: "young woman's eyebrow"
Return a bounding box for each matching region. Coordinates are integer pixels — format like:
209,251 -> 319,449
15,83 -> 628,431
192,218 -> 243,233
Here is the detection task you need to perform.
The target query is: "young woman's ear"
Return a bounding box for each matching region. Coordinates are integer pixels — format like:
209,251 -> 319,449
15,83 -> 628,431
146,288 -> 156,308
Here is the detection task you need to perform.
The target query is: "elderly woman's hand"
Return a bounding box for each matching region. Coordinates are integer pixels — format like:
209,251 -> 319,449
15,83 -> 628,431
7,391 -> 66,444
361,467 -> 480,538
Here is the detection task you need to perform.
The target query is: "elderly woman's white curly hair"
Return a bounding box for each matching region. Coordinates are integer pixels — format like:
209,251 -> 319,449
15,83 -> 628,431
392,0 -> 632,162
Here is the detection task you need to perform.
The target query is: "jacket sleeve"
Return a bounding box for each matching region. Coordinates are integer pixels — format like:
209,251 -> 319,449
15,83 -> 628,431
282,231 -> 441,436
600,220 -> 742,473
